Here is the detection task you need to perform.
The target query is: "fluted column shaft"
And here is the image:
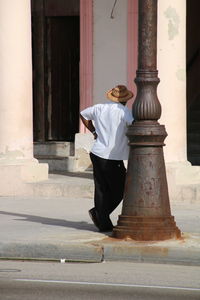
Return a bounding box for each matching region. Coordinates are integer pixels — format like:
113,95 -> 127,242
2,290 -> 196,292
133,0 -> 161,121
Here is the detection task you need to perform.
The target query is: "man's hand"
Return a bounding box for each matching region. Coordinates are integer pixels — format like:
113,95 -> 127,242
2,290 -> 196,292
80,114 -> 97,139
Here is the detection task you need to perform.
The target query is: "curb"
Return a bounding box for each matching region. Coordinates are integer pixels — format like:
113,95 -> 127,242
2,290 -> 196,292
0,241 -> 200,266
0,243 -> 103,263
102,243 -> 200,266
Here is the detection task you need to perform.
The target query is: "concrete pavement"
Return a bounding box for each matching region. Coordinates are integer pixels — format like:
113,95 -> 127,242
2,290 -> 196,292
0,187 -> 200,266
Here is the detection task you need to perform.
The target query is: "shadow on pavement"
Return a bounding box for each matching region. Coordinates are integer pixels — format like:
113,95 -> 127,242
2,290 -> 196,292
0,211 -> 107,234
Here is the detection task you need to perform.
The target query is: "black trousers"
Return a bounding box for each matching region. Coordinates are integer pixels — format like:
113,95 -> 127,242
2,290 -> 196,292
90,152 -> 126,228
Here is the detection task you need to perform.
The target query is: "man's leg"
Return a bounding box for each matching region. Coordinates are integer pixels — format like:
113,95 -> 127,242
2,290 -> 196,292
89,153 -> 113,231
105,160 -> 126,214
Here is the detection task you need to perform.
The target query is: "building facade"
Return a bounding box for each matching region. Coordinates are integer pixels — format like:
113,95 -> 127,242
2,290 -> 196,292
0,0 -> 200,201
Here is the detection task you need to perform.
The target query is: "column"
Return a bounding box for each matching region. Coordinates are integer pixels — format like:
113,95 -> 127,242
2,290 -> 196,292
75,0 -> 94,171
157,0 -> 200,192
0,0 -> 48,194
158,0 -> 186,163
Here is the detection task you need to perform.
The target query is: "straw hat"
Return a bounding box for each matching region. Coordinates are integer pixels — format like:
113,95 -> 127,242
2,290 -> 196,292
106,85 -> 133,103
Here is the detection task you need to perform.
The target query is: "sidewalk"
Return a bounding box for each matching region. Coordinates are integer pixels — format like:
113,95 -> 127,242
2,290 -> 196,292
0,194 -> 200,266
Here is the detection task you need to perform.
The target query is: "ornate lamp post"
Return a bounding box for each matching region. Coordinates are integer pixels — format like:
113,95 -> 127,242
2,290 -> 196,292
113,0 -> 181,240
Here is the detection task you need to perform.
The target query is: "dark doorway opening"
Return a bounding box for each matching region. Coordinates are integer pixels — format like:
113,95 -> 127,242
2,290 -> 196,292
46,17 -> 79,141
31,0 -> 80,142
187,0 -> 200,165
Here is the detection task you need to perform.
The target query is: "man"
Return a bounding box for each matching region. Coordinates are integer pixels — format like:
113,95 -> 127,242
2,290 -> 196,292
80,85 -> 134,232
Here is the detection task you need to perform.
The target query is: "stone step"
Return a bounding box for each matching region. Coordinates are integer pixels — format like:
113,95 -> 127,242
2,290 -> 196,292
171,182 -> 200,204
26,172 -> 200,204
35,155 -> 78,172
34,142 -> 74,157
29,172 -> 94,198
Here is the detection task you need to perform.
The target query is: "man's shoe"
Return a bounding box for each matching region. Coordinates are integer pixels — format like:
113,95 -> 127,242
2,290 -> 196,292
99,226 -> 113,233
89,208 -> 114,232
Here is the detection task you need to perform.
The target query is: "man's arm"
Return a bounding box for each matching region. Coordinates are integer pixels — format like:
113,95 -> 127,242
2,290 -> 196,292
80,114 -> 97,139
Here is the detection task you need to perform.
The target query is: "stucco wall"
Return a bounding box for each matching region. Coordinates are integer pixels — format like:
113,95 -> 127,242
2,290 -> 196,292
93,0 -> 128,104
157,0 -> 187,163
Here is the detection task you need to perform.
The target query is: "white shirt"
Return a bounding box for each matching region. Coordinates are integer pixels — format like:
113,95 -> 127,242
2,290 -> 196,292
80,101 -> 133,160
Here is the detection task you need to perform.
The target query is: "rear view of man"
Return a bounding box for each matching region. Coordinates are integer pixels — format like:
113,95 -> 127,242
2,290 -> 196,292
80,85 -> 134,232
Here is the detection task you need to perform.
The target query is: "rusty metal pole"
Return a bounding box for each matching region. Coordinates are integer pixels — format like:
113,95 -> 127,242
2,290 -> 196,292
113,0 -> 181,241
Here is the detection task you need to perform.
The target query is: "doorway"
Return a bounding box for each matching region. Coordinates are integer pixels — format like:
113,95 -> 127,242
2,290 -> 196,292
31,0 -> 80,142
187,0 -> 200,165
46,17 -> 79,141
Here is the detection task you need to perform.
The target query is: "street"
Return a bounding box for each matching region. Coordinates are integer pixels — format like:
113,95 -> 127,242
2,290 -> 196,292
0,260 -> 199,299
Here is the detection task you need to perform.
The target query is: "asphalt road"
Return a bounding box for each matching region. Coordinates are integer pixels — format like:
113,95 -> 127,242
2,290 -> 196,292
1,279 -> 200,300
0,260 -> 199,299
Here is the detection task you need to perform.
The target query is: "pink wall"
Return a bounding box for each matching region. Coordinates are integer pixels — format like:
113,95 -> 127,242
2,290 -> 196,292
79,0 -> 138,129
80,0 -> 93,132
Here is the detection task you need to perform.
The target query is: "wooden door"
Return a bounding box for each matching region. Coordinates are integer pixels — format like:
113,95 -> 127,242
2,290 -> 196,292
46,17 -> 80,141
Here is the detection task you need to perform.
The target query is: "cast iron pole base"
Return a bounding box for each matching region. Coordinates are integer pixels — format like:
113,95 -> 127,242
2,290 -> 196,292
113,121 -> 181,241
113,215 -> 181,241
